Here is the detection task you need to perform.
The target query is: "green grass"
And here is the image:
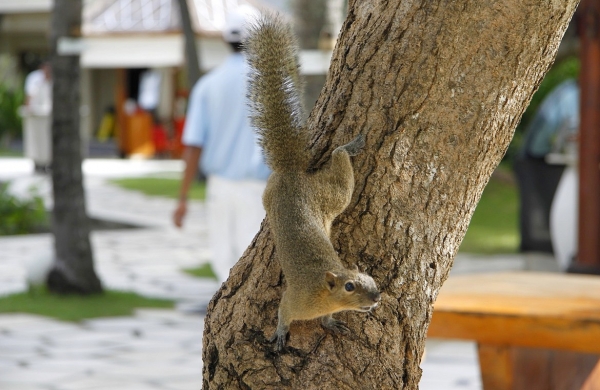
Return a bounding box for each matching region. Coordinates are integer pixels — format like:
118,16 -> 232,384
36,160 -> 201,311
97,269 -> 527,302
109,172 -> 518,255
459,174 -> 519,254
110,177 -> 206,201
183,263 -> 217,280
0,285 -> 174,322
0,147 -> 23,157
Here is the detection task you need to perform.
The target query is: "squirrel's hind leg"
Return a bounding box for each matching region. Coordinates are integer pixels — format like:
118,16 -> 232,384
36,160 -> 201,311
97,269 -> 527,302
269,324 -> 289,352
270,295 -> 292,351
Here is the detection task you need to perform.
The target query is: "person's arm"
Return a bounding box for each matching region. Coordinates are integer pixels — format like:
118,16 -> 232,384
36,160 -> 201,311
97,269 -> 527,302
173,145 -> 202,228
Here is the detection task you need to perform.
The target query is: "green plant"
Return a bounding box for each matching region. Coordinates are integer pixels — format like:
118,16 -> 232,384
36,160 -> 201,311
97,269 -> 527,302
0,185 -> 48,235
459,171 -> 519,254
0,83 -> 24,143
0,285 -> 174,322
183,263 -> 217,280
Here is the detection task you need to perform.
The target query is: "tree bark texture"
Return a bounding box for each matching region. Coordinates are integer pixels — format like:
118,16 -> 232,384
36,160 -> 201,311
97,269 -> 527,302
203,0 -> 578,388
48,0 -> 102,295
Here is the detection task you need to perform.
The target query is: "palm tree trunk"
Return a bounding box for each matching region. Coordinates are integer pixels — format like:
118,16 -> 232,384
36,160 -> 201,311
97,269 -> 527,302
47,0 -> 102,295
177,0 -> 201,88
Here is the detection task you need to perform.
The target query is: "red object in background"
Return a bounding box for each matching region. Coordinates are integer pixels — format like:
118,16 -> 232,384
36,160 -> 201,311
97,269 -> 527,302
575,0 -> 600,274
171,118 -> 185,158
152,124 -> 170,153
124,110 -> 154,157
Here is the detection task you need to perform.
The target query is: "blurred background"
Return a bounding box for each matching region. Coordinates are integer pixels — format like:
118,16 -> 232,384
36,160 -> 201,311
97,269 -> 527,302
0,1 -> 598,390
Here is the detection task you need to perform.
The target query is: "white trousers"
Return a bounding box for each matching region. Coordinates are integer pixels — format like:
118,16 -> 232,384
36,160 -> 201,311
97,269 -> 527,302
207,175 -> 267,283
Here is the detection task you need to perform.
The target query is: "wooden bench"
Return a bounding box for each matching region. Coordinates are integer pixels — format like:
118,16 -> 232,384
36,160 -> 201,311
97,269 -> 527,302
428,272 -> 600,390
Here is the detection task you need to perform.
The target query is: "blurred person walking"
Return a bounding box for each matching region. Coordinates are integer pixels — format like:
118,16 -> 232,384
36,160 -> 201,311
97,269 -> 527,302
23,61 -> 53,171
24,61 -> 52,113
173,6 -> 270,284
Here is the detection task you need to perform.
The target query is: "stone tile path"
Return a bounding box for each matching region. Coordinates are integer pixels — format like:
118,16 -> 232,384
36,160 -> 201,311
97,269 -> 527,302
0,310 -> 203,390
0,158 -> 217,389
0,158 -> 560,389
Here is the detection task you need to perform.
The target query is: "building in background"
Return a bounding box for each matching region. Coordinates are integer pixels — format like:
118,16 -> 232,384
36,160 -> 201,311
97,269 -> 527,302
0,0 -> 319,159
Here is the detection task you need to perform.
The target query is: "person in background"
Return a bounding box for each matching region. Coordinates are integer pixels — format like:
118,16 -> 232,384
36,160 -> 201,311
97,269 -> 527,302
173,6 -> 270,284
24,61 -> 52,115
22,60 -> 53,172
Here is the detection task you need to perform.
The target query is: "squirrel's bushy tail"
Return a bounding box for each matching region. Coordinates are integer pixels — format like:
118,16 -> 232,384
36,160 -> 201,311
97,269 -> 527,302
246,15 -> 310,173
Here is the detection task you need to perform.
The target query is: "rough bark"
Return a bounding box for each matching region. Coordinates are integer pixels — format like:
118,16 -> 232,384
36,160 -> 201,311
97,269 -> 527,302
47,0 -> 102,295
203,0 -> 578,388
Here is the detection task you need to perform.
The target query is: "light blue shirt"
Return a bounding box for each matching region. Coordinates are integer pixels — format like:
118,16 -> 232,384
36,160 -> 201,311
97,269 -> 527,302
182,53 -> 271,181
524,79 -> 579,158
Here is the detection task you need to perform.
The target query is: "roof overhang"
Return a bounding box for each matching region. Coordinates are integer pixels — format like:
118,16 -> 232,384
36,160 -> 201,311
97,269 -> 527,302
0,0 -> 52,14
78,35 -> 331,74
80,34 -> 184,68
79,35 -> 233,69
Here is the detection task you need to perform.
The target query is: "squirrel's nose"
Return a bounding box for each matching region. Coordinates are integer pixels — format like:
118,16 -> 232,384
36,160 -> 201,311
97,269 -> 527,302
372,292 -> 381,303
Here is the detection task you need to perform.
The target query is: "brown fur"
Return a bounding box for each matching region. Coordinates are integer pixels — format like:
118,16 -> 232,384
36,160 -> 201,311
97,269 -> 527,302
247,16 -> 381,351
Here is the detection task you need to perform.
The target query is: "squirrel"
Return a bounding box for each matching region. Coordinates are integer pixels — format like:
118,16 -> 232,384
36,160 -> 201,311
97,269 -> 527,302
245,15 -> 381,351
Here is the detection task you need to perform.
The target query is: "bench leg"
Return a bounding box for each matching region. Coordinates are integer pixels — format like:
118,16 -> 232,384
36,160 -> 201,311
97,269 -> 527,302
478,344 -> 514,390
477,344 -> 600,390
582,361 -> 600,390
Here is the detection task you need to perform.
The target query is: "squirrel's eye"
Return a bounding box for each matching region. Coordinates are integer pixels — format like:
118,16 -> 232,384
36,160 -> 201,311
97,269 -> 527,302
344,282 -> 355,292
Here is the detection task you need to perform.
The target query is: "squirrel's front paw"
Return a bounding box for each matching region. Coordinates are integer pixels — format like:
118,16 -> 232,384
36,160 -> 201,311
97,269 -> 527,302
321,316 -> 351,335
343,134 -> 365,156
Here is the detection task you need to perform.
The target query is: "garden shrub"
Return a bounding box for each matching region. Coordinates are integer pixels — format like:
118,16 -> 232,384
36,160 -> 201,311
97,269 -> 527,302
0,184 -> 47,235
0,83 -> 24,144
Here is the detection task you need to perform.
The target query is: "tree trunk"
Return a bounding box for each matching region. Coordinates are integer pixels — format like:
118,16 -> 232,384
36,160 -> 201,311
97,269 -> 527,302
203,0 -> 578,388
293,0 -> 329,114
177,0 -> 201,88
47,0 -> 102,295
293,0 -> 328,50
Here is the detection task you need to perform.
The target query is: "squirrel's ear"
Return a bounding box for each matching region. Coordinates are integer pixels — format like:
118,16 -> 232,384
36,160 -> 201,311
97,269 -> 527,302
325,272 -> 336,290
352,264 -> 359,272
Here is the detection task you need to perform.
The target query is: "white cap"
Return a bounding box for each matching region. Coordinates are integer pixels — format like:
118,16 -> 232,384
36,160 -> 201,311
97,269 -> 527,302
222,5 -> 259,43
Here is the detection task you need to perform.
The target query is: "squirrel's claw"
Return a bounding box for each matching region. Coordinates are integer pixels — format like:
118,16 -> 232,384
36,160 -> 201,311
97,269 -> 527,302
321,316 -> 351,335
274,335 -> 286,351
270,330 -> 288,352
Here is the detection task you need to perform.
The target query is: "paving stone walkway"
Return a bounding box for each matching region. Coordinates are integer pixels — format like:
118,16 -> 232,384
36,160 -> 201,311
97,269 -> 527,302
0,310 -> 203,390
0,158 -> 560,390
